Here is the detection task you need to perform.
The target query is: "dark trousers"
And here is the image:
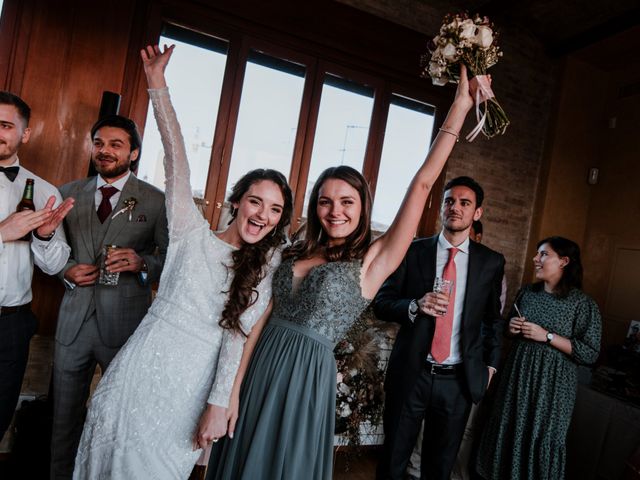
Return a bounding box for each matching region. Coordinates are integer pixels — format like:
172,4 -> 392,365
378,367 -> 472,480
0,307 -> 37,440
50,314 -> 120,480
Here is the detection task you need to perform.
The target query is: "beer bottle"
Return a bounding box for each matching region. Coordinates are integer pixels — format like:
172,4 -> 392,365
16,178 -> 36,241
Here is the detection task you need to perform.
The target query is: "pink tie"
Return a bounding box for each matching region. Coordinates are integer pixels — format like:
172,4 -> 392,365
431,247 -> 459,363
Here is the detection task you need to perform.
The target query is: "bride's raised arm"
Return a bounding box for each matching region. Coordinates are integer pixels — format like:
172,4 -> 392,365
141,44 -> 207,241
361,65 -> 474,298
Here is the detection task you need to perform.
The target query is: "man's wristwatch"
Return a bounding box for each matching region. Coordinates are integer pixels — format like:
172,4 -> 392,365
546,331 -> 554,344
33,230 -> 55,241
408,299 -> 419,321
138,259 -> 149,284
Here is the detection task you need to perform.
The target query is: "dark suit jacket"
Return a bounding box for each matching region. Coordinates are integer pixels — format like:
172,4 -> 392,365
56,174 -> 169,348
374,235 -> 505,404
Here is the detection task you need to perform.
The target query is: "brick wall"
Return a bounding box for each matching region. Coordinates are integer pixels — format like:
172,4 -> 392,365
340,0 -> 562,305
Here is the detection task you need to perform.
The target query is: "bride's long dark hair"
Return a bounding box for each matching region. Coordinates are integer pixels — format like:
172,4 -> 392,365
219,169 -> 293,336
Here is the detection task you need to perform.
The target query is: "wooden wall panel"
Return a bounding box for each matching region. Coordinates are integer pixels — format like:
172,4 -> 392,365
2,0 -> 141,333
0,0 -> 27,89
188,0 -> 429,84
17,0 -> 138,186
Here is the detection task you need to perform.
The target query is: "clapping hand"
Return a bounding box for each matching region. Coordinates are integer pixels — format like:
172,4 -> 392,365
36,196 -> 75,238
0,195 -> 73,242
0,210 -> 50,242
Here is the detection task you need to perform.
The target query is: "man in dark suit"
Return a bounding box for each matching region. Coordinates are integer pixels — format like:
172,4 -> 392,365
50,115 -> 169,479
375,176 -> 504,480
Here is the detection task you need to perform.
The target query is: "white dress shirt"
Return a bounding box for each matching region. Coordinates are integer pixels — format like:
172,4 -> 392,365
0,159 -> 70,306
95,171 -> 131,211
428,233 -> 470,365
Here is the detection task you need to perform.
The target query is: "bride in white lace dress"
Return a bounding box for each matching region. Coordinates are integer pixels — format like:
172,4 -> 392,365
73,45 -> 293,479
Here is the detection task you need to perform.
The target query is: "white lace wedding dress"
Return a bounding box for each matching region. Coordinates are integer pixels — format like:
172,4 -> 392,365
73,87 -> 280,479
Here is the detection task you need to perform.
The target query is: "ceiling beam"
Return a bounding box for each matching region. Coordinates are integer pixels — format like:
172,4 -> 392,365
547,8 -> 640,57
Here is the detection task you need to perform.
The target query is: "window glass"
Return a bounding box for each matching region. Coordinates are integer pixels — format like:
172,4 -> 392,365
303,74 -> 374,212
139,25 -> 228,199
372,95 -> 435,232
219,51 -> 306,227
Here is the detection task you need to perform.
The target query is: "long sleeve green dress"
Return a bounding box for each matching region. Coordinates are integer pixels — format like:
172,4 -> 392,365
477,285 -> 601,480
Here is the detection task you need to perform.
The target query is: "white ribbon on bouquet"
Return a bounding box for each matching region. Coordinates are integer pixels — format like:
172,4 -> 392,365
466,75 -> 494,142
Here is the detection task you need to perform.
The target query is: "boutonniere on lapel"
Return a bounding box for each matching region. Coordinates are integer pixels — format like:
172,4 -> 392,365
111,197 -> 138,222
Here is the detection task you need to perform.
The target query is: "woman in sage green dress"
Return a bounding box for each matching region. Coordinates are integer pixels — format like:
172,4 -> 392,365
476,236 -> 601,480
207,67 -> 476,480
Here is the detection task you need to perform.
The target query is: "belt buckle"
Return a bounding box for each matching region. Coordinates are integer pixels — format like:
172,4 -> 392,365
430,363 -> 438,375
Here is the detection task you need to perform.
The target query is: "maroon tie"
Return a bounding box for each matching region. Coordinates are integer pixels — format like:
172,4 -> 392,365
97,185 -> 118,223
431,247 -> 459,363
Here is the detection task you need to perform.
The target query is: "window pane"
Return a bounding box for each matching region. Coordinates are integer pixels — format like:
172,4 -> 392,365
372,95 -> 435,232
303,75 -> 374,212
220,51 -> 306,227
139,26 -> 228,199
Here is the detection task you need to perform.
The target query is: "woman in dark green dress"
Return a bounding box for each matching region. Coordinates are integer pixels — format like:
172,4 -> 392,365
477,236 -> 601,480
207,69 -> 476,480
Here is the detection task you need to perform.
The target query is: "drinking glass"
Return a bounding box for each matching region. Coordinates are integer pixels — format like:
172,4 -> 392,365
433,277 -> 454,314
98,244 -> 120,286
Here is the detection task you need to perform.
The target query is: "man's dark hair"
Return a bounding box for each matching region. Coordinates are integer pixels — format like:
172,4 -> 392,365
472,220 -> 483,235
0,91 -> 31,126
444,176 -> 484,207
90,115 -> 142,171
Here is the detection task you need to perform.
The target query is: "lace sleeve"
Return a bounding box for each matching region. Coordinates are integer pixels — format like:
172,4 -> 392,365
148,88 -> 207,240
207,329 -> 245,408
207,249 -> 281,407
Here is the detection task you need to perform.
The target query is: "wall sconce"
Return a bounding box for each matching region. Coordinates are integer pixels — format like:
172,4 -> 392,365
588,167 -> 599,185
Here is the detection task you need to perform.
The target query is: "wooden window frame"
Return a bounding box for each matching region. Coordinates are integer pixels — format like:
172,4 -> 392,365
124,1 -> 451,238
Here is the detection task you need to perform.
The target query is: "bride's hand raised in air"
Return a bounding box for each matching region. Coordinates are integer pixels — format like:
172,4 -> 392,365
140,44 -> 175,90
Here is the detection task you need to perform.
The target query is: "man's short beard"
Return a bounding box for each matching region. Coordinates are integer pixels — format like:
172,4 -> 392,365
444,221 -> 471,233
93,154 -> 131,179
0,143 -> 19,161
96,163 -> 130,178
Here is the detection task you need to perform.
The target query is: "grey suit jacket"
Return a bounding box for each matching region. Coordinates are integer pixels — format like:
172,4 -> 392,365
56,174 -> 169,347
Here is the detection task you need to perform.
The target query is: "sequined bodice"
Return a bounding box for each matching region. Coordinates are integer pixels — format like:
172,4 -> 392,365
270,257 -> 371,343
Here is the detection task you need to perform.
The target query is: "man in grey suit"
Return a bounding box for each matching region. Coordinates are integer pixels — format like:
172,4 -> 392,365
51,115 -> 169,479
